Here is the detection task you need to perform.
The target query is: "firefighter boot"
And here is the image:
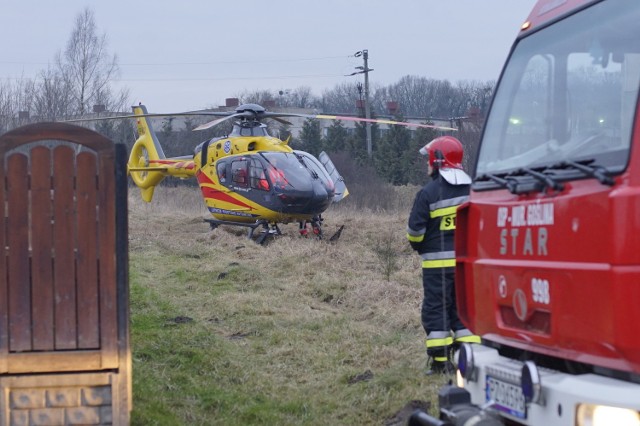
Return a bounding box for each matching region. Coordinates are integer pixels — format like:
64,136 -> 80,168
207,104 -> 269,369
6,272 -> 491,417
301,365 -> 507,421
425,356 -> 456,376
425,331 -> 454,375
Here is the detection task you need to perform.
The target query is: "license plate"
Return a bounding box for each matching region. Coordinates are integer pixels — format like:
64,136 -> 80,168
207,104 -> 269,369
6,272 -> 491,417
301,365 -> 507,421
486,376 -> 527,419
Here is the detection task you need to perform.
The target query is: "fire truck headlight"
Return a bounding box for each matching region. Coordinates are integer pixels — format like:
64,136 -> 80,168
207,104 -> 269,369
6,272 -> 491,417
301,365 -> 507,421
577,404 -> 640,426
455,369 -> 465,388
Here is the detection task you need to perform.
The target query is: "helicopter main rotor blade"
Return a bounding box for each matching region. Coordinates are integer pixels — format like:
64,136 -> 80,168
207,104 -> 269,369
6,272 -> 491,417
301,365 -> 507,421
193,114 -> 239,131
268,116 -> 293,125
193,112 -> 258,131
255,111 -> 459,132
62,110 -> 235,123
62,103 -> 457,132
312,114 -> 458,131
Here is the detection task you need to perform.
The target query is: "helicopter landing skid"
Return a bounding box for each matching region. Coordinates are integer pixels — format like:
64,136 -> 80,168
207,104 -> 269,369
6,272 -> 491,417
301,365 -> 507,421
204,218 -> 281,245
254,222 -> 282,245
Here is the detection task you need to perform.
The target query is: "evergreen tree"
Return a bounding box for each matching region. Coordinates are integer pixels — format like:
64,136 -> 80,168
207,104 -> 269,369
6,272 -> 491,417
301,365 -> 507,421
296,118 -> 322,156
345,117 -> 380,164
345,131 -> 367,163
323,120 -> 348,153
405,125 -> 439,185
374,114 -> 412,184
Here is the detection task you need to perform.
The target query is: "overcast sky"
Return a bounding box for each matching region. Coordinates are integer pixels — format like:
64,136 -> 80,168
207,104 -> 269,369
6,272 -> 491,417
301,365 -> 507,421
2,0 -> 537,113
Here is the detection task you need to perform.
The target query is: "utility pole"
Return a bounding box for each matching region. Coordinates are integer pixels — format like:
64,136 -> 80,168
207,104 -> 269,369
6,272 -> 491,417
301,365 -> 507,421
362,50 -> 373,157
350,50 -> 374,156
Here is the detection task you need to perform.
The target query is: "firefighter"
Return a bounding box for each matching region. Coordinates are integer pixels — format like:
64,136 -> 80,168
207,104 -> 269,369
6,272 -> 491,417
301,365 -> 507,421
406,136 -> 480,374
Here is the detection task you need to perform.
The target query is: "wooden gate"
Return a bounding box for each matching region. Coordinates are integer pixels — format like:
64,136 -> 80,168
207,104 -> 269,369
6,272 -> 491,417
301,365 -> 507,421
0,123 -> 130,425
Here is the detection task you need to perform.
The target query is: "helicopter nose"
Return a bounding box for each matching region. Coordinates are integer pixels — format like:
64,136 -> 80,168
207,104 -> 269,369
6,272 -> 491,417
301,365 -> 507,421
306,181 -> 333,212
276,181 -> 334,214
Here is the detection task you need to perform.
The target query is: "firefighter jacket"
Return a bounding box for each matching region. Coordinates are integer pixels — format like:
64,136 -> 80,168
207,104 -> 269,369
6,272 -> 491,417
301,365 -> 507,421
406,173 -> 470,269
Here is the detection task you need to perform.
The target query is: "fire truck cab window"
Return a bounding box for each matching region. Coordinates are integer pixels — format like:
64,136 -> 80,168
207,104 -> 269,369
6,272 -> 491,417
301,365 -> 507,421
477,1 -> 640,176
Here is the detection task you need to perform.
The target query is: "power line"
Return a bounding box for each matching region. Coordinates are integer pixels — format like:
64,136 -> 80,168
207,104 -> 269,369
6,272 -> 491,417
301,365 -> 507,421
0,73 -> 347,82
0,55 -> 351,67
116,73 -> 346,82
118,55 -> 351,66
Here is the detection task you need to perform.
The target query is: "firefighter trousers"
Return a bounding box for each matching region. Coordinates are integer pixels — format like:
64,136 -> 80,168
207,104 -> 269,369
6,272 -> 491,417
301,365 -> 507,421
421,267 -> 477,360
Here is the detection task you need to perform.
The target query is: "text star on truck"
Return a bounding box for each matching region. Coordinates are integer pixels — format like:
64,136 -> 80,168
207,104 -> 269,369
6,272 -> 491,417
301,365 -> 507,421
409,1 -> 640,425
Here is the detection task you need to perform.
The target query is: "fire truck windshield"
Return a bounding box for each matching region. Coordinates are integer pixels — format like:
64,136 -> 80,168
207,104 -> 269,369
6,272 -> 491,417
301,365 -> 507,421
477,1 -> 640,177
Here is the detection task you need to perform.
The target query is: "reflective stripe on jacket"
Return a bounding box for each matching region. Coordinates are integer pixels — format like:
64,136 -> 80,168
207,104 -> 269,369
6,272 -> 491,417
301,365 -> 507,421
406,173 -> 469,265
421,251 -> 456,268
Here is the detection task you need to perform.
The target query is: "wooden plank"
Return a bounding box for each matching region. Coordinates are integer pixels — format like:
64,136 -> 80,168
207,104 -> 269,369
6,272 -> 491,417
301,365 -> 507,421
0,150 -> 6,372
30,147 -> 55,351
5,350 -> 103,373
76,152 -> 100,349
98,152 -> 119,368
6,153 -> 31,353
52,146 -> 77,350
0,371 -> 112,387
114,143 -> 132,412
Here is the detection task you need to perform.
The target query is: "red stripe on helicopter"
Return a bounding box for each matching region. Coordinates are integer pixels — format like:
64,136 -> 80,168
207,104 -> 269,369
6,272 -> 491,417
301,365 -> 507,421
197,172 -> 253,210
149,159 -> 195,169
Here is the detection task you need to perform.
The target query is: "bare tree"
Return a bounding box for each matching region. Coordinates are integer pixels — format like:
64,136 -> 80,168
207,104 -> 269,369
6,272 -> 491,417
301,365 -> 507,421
0,76 -> 37,131
56,7 -> 126,115
320,82 -> 361,114
276,86 -> 318,109
235,89 -> 275,106
0,81 -> 15,132
32,67 -> 72,121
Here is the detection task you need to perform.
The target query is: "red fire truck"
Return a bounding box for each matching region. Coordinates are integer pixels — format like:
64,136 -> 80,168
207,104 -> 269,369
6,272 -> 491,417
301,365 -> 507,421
411,1 -> 640,425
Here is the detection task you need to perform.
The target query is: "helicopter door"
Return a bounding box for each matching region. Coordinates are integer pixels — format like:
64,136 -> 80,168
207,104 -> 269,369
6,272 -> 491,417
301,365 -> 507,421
249,158 -> 270,191
231,159 -> 249,188
318,151 -> 348,202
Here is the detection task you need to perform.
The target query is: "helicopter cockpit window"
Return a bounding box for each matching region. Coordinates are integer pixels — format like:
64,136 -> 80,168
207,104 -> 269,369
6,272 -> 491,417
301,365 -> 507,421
293,152 -> 334,191
231,159 -> 249,187
249,158 -> 270,191
217,161 -> 227,183
260,151 -> 334,193
260,152 -> 303,191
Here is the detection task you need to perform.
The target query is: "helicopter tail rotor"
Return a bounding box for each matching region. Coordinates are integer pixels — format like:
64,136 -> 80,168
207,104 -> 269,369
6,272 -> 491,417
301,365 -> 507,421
127,105 -> 170,202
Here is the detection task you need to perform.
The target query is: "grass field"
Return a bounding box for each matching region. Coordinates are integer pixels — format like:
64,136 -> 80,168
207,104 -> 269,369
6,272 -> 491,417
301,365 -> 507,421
127,186 -> 450,425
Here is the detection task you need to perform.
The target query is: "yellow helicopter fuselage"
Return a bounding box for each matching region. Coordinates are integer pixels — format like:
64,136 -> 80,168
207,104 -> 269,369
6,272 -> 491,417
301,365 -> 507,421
127,105 -> 342,226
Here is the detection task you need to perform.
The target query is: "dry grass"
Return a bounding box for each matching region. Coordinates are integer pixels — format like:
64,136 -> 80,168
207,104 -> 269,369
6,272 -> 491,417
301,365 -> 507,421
127,185 -> 449,425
